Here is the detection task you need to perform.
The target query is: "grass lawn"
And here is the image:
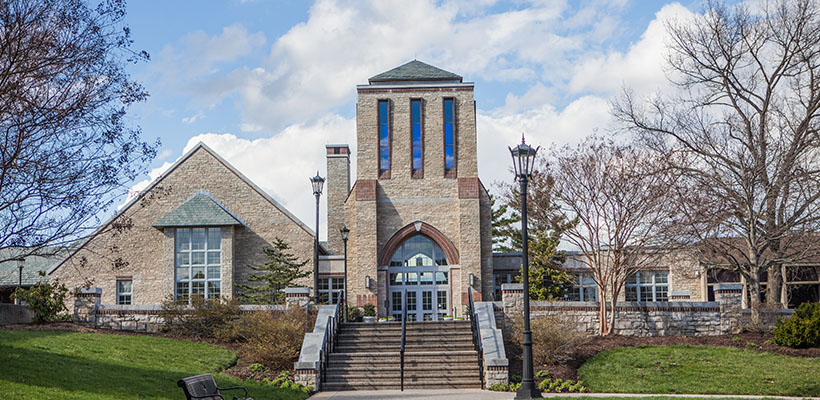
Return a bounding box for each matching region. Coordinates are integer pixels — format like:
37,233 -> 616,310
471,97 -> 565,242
0,329 -> 309,400
579,345 -> 820,397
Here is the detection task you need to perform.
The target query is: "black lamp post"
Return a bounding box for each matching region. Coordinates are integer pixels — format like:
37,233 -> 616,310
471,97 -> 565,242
509,134 -> 541,399
340,226 -> 350,321
15,257 -> 24,305
310,172 -> 325,304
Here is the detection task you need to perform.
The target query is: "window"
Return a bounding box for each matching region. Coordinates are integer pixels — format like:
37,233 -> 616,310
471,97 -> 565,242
566,272 -> 598,302
411,99 -> 423,178
493,272 -> 516,301
378,100 -> 390,176
175,227 -> 221,303
625,271 -> 668,302
443,98 -> 456,177
116,279 -> 132,305
388,235 -> 448,267
318,276 -> 345,304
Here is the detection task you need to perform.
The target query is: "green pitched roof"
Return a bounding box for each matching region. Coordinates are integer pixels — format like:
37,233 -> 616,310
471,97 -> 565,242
0,248 -> 65,286
153,193 -> 244,228
369,60 -> 462,83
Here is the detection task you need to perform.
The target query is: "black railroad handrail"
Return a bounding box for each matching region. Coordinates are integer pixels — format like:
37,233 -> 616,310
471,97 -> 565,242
400,291 -> 407,391
468,287 -> 485,389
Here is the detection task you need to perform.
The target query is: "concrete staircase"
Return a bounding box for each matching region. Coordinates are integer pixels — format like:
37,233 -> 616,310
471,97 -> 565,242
322,320 -> 482,390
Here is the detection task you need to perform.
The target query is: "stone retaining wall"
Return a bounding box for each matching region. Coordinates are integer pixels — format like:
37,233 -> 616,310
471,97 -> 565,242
73,287 -> 295,332
0,303 -> 34,324
498,283 -> 788,337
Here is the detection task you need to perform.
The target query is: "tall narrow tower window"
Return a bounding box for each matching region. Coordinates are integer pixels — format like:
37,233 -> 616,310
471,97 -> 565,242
378,100 -> 390,176
443,98 -> 456,176
411,99 -> 423,178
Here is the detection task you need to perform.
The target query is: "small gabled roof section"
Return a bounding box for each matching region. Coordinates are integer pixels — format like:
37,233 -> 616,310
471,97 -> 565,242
153,192 -> 244,228
369,60 -> 462,84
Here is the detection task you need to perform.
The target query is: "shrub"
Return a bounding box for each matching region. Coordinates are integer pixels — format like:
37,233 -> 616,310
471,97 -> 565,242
362,303 -> 376,317
535,369 -> 550,379
12,278 -> 68,323
347,306 -> 362,322
248,363 -> 268,373
537,378 -> 588,393
774,302 -> 820,348
158,295 -> 240,340
229,307 -> 314,371
262,371 -> 313,395
513,314 -> 587,365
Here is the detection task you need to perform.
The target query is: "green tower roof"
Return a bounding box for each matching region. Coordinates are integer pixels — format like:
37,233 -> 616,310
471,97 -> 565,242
369,60 -> 462,83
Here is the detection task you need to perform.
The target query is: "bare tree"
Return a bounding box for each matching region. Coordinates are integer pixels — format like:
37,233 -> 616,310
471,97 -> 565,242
0,0 -> 157,262
546,137 -> 679,335
615,0 -> 820,321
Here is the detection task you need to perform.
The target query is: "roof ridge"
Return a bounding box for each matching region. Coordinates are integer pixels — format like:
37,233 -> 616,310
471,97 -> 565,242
369,60 -> 462,83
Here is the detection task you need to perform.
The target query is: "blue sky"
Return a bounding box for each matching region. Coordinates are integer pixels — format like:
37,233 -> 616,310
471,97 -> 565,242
119,0 -> 713,239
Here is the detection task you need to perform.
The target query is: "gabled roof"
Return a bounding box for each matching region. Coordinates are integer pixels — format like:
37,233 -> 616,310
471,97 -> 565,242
49,142 -> 321,275
369,60 -> 462,83
0,248 -> 66,286
153,192 -> 244,228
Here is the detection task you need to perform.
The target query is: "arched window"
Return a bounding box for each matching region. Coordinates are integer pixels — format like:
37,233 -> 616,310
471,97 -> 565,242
388,235 -> 448,267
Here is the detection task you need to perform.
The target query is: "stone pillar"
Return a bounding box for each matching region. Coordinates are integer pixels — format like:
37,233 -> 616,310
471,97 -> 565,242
501,283 -> 524,331
326,145 -> 350,255
293,368 -> 316,390
74,287 -> 101,328
715,283 -> 743,334
285,287 -> 311,308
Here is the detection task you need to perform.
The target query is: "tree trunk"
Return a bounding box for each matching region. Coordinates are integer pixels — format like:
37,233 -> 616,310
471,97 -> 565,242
607,296 -> 618,336
598,288 -> 609,335
748,279 -> 763,326
766,263 -> 783,308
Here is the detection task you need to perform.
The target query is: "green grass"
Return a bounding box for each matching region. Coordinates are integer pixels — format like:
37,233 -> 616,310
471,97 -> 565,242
0,329 -> 309,400
579,345 -> 820,397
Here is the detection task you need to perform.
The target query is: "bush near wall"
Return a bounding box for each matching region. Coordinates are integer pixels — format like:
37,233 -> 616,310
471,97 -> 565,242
221,307 -> 314,371
513,314 -> 587,365
774,302 -> 820,348
158,296 -> 240,340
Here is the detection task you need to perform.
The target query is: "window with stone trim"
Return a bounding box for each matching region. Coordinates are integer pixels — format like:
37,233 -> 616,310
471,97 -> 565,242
318,276 -> 345,304
175,227 -> 221,303
411,99 -> 423,178
116,279 -> 132,305
566,272 -> 598,302
625,270 -> 668,302
378,100 -> 390,177
443,98 -> 456,177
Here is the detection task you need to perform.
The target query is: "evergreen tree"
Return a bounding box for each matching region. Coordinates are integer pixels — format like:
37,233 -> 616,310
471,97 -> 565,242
517,228 -> 573,300
490,194 -> 520,252
237,238 -> 310,305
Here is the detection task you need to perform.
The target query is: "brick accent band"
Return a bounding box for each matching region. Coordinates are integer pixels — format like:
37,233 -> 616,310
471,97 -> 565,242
295,369 -> 316,375
458,177 -> 479,199
358,87 -> 473,94
378,221 -> 459,266
486,366 -> 508,371
355,179 -> 377,201
75,293 -> 101,298
714,289 -> 742,294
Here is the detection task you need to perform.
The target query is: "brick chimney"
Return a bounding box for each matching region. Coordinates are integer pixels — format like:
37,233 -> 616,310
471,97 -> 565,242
325,144 -> 350,254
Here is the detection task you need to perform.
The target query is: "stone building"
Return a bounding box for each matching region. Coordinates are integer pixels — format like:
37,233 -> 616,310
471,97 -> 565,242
48,143 -> 322,306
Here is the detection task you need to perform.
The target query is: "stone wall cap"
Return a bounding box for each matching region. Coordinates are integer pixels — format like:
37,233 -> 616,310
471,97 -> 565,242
715,283 -> 743,291
325,144 -> 350,148
78,287 -> 102,295
99,304 -> 160,311
284,287 -> 311,295
501,283 -> 523,291
670,290 -> 691,296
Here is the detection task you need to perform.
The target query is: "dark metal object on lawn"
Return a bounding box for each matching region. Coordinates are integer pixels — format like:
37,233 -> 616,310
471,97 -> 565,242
509,134 -> 541,399
177,373 -> 250,400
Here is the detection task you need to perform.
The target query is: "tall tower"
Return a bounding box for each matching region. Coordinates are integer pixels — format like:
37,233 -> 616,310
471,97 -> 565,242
343,60 -> 493,319
325,144 -> 350,255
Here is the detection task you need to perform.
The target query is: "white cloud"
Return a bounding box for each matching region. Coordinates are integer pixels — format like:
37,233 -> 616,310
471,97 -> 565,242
124,114 -> 356,240
181,112 -> 205,125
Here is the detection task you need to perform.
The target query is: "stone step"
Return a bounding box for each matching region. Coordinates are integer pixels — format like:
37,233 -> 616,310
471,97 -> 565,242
321,380 -> 481,391
325,371 -> 480,381
338,329 -> 473,337
337,335 -> 473,343
327,360 -> 480,369
325,365 -> 479,373
329,350 -> 477,358
340,322 -> 471,332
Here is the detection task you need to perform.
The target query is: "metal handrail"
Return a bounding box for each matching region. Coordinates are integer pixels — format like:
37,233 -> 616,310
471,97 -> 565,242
468,287 -> 485,389
400,292 -> 407,391
317,299 -> 343,391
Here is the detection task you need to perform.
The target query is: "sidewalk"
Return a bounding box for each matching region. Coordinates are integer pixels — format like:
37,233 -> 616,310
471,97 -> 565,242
309,390 -> 820,400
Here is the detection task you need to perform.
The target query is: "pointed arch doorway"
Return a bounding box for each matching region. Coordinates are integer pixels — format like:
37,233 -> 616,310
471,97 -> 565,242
382,223 -> 458,321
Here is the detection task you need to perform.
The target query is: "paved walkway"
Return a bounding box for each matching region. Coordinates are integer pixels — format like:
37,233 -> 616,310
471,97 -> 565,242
309,391 -> 820,400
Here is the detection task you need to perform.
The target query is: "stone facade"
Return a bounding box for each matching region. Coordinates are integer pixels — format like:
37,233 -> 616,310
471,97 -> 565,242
50,144 -> 317,306
336,66 -> 493,318
325,145 -> 350,255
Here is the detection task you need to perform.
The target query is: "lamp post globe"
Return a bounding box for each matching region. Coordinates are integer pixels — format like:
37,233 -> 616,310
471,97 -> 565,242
509,134 -> 541,399
310,172 -> 325,304
340,226 -> 350,321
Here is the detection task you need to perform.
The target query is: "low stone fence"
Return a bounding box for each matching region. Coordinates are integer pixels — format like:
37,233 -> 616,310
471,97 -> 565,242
0,303 -> 34,324
73,287 -> 303,332
497,283 -> 790,337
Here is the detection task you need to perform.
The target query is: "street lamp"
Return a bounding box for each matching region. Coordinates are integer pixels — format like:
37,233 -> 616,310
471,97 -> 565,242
509,134 -> 541,399
15,257 -> 25,305
340,226 -> 350,322
310,172 -> 325,304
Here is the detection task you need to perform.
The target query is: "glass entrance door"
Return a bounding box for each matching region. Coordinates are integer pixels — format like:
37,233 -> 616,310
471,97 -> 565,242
388,270 -> 449,321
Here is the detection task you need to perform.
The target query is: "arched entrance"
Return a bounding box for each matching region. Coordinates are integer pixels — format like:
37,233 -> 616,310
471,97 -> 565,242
382,225 -> 457,321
